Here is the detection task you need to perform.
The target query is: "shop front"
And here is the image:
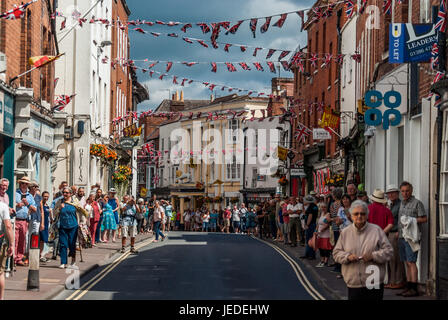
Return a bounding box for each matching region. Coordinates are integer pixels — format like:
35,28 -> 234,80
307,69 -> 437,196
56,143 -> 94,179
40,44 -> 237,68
0,89 -> 14,206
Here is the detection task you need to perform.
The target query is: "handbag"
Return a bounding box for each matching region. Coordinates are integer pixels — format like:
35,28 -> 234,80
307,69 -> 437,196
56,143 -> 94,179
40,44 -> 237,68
308,232 -> 317,251
329,225 -> 335,246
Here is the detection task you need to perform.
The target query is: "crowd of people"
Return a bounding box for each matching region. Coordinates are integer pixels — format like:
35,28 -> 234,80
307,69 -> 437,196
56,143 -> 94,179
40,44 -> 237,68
0,177 -> 179,299
0,175 -> 427,301
178,181 -> 426,300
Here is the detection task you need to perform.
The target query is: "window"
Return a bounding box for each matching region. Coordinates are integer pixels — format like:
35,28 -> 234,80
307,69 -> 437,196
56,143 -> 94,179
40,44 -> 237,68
227,119 -> 240,143
252,132 -> 258,156
226,155 -> 241,180
252,168 -> 258,188
420,0 -> 431,23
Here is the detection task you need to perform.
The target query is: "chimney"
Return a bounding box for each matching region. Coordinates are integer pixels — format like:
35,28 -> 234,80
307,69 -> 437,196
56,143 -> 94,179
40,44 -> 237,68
171,94 -> 175,101
174,91 -> 179,101
210,94 -> 215,102
180,90 -> 184,102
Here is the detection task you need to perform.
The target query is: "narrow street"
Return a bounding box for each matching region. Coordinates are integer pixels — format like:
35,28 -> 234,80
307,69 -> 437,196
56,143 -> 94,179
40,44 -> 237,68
55,232 -> 327,300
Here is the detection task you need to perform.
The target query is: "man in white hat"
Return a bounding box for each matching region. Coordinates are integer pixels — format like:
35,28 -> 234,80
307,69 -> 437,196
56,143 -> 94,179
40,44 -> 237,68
385,184 -> 406,289
367,189 -> 394,235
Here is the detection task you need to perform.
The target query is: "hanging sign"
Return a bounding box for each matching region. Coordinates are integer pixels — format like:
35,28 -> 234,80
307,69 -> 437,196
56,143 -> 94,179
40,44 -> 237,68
320,107 -> 340,130
120,137 -> 137,150
123,123 -> 142,137
277,146 -> 288,161
389,23 -> 437,63
313,128 -> 332,140
364,90 -> 402,130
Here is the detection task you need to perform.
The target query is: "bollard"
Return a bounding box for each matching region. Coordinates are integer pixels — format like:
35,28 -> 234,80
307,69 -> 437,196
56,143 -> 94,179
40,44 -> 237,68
27,233 -> 40,291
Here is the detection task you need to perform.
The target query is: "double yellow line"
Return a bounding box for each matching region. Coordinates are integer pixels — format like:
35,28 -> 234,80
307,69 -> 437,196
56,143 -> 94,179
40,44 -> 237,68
251,236 -> 326,300
65,237 -> 155,300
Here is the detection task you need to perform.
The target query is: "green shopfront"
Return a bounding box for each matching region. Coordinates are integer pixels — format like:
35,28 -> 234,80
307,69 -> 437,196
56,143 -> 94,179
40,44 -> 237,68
0,89 -> 15,207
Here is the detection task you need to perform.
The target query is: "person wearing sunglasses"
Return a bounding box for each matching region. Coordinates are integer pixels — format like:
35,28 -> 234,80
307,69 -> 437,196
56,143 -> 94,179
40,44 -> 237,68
53,187 -> 89,269
333,200 -> 393,300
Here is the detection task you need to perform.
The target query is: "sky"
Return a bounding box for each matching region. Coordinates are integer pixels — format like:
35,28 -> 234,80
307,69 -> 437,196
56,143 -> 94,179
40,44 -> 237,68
126,0 -> 315,112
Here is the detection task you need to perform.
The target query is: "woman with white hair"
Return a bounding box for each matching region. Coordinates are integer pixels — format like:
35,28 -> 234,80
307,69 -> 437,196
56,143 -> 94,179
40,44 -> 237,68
333,200 -> 393,300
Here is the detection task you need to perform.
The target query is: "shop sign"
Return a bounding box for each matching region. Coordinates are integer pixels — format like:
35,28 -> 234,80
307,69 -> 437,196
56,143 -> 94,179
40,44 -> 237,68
313,128 -> 331,140
389,23 -> 437,64
21,117 -> 54,151
364,90 -> 402,130
119,137 -> 137,150
291,168 -> 305,177
0,91 -> 14,136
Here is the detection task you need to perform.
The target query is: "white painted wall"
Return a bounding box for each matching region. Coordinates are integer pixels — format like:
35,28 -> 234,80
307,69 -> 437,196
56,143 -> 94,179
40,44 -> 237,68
54,0 -> 112,190
340,15 -> 358,139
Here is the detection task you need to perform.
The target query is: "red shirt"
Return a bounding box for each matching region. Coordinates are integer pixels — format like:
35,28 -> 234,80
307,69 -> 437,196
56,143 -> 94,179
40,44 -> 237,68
91,201 -> 101,222
368,202 -> 394,230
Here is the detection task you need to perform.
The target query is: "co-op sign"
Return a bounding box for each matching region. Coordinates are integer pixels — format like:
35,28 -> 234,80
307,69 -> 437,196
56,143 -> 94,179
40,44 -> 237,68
390,23 -> 437,63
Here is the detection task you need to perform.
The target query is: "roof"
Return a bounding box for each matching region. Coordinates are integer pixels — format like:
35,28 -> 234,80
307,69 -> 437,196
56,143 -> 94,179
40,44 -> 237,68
155,99 -> 210,112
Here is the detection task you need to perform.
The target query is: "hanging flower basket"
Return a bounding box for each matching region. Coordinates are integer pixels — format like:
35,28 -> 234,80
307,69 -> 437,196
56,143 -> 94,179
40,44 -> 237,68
214,196 -> 223,203
325,173 -> 344,187
112,165 -> 132,185
278,176 -> 289,186
196,182 -> 205,190
230,197 -> 239,203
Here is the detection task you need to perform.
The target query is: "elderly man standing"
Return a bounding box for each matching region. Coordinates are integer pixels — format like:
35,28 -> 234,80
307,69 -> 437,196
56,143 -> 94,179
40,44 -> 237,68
0,178 -> 10,206
385,185 -> 406,289
347,183 -> 358,203
15,177 -> 37,266
367,189 -> 394,234
333,200 -> 393,300
397,181 -> 427,297
287,197 -> 303,247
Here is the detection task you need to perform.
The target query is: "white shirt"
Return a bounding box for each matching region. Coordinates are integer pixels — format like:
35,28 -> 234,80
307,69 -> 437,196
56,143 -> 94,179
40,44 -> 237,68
232,209 -> 241,222
0,201 -> 11,232
287,203 -> 303,218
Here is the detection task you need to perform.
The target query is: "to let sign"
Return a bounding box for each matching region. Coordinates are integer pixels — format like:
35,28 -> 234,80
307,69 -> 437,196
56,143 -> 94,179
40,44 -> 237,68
313,128 -> 331,140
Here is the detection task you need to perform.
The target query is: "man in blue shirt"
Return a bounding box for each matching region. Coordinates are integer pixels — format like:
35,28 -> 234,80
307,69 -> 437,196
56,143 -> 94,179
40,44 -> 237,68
15,177 -> 37,266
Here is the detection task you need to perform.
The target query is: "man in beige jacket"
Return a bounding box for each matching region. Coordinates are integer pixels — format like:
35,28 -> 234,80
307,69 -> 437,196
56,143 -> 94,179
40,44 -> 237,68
333,200 -> 393,300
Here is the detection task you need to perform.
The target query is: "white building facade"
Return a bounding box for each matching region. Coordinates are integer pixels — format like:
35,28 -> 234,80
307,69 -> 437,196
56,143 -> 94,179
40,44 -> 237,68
54,0 -> 112,190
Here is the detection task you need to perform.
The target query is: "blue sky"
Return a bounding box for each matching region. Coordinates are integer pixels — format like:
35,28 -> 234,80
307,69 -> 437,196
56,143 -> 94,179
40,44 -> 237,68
127,0 -> 314,112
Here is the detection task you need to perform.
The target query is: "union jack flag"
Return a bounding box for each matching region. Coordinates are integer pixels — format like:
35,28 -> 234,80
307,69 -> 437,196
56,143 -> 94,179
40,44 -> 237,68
53,94 -> 76,111
253,62 -> 264,71
273,14 -> 288,28
310,53 -> 318,68
267,62 -> 276,73
260,17 -> 272,33
226,20 -> 243,35
197,40 -> 209,48
266,49 -> 276,59
278,50 -> 291,60
359,0 -> 368,14
239,62 -> 251,71
345,0 -> 355,18
0,0 -> 37,20
225,63 -> 237,72
433,71 -> 445,85
182,62 -> 197,67
435,93 -> 442,108
224,44 -> 232,52
431,43 -> 440,71
295,123 -> 311,143
436,0 -> 447,33
173,76 -> 178,85
383,0 -> 392,15
211,62 -> 217,73
183,37 -> 194,44
181,23 -> 192,33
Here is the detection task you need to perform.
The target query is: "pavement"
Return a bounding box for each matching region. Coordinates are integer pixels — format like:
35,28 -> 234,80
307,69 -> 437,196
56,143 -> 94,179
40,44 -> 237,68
54,231 -> 331,300
4,232 -> 154,300
263,237 -> 435,300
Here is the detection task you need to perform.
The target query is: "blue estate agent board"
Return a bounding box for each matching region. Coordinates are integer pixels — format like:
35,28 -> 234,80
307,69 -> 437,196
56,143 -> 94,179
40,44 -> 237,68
389,23 -> 438,64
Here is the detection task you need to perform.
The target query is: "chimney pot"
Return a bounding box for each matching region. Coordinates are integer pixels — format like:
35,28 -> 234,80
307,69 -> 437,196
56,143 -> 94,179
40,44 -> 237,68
180,90 -> 184,102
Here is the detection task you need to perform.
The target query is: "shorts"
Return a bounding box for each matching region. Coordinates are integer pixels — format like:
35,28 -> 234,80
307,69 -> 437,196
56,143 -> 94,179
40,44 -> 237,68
122,225 -> 137,238
233,221 -> 240,229
223,219 -> 230,227
209,222 -> 217,229
0,244 -> 8,274
398,238 -> 419,263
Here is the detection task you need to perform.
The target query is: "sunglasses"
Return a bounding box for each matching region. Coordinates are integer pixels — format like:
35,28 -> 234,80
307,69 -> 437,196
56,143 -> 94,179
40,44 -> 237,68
351,212 -> 367,217
63,192 -> 70,194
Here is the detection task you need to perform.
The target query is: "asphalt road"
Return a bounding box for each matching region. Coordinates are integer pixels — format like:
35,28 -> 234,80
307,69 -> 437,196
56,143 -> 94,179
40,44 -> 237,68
55,231 -> 328,300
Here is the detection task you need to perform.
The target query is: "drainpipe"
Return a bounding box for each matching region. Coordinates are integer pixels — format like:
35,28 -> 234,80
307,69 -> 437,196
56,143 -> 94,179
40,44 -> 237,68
243,127 -> 248,206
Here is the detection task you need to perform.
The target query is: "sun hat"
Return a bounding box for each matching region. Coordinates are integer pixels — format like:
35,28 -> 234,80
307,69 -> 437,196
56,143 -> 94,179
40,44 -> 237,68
29,180 -> 39,188
386,184 -> 399,193
304,195 -> 316,204
369,189 -> 388,204
109,188 -> 117,193
18,176 -> 31,184
309,191 -> 317,196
